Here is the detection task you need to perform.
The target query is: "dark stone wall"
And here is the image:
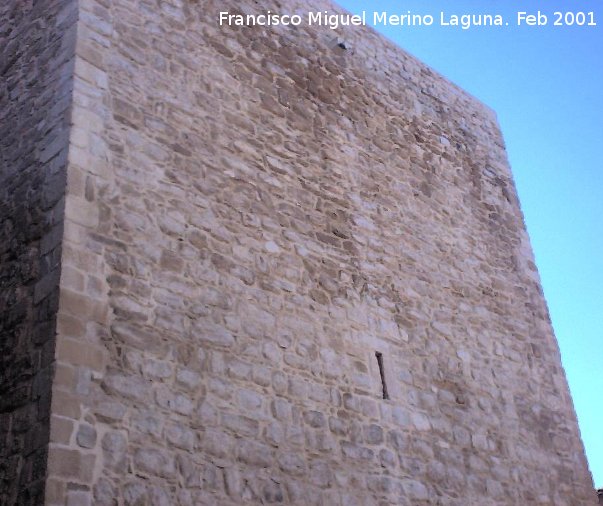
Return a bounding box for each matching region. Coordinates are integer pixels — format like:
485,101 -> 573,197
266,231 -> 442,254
0,0 -> 76,504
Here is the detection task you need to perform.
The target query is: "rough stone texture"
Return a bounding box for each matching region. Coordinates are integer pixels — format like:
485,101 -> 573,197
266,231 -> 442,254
0,1 -> 77,504
2,0 -> 596,504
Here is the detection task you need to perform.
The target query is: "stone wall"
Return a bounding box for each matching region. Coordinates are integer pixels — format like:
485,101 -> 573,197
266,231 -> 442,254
6,0 -> 594,504
0,1 -> 77,504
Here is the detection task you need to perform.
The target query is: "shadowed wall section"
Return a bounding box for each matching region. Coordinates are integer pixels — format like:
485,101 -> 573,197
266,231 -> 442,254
0,1 -> 77,504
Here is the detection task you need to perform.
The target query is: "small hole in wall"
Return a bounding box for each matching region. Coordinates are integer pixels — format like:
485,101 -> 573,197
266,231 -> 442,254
375,351 -> 389,400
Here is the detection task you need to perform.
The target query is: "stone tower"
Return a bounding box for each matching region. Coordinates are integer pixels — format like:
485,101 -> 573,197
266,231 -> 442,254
0,0 -> 596,504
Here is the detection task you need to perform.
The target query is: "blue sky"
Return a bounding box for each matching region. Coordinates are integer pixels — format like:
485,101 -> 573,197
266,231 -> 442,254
336,0 -> 603,488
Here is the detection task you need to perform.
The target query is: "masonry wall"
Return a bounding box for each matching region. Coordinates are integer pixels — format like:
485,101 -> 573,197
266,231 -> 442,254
0,1 -> 77,504
44,0 -> 595,504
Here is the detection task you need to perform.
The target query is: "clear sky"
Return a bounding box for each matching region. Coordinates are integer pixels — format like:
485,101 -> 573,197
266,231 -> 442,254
336,0 -> 603,488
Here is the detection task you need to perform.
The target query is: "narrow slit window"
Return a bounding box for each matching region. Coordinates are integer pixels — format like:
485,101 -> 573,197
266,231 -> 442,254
375,351 -> 389,400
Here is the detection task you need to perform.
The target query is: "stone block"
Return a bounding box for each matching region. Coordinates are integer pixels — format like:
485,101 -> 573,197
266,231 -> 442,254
133,448 -> 177,479
76,424 -> 97,449
48,448 -> 95,482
